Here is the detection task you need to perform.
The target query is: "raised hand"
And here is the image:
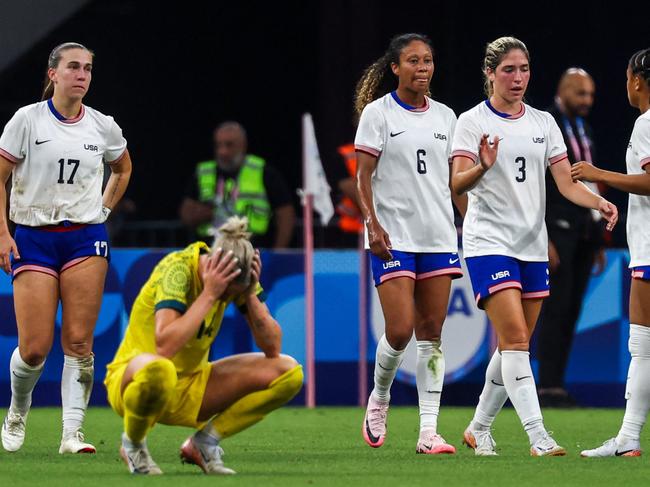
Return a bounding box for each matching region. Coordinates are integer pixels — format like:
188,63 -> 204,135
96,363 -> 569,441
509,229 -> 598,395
478,134 -> 500,170
203,248 -> 241,300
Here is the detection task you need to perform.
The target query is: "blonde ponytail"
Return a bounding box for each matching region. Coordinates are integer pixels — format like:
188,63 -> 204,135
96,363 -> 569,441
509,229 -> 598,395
212,216 -> 254,286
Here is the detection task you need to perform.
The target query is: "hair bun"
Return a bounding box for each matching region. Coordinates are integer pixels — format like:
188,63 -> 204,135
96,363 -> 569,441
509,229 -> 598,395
217,216 -> 252,240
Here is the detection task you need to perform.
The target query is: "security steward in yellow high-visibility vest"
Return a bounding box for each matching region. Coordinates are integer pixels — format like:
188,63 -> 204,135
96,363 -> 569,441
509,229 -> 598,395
180,121 -> 295,248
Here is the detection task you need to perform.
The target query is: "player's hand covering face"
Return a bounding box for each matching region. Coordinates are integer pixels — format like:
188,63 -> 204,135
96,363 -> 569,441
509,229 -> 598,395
203,248 -> 241,299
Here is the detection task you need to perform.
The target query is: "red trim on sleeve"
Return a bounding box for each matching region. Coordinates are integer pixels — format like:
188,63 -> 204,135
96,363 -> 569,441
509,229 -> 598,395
106,148 -> 127,165
0,148 -> 20,164
549,153 -> 568,165
451,150 -> 478,163
355,145 -> 380,157
640,157 -> 650,170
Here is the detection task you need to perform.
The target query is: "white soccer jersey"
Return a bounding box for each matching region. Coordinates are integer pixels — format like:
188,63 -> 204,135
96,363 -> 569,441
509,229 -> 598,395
451,101 -> 568,261
0,100 -> 127,226
626,111 -> 650,268
354,92 -> 458,253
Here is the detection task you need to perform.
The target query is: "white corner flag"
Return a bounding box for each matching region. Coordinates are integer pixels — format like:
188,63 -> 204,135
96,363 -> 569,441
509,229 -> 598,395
302,113 -> 334,225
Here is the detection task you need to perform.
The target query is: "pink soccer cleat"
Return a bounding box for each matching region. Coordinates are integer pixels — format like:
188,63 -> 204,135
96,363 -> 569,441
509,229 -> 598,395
362,395 -> 389,448
416,429 -> 456,455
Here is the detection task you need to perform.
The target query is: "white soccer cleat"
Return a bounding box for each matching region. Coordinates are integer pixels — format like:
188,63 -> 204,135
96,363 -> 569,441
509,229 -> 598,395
59,430 -> 96,454
416,429 -> 456,454
180,436 -> 236,475
580,437 -> 642,458
463,426 -> 498,456
119,433 -> 163,475
530,433 -> 566,457
362,395 -> 389,448
2,410 -> 27,452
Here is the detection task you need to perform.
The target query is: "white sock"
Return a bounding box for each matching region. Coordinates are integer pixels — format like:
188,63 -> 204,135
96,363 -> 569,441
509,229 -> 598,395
501,351 -> 546,444
61,355 -> 94,437
416,340 -> 444,432
194,421 -> 221,446
471,350 -> 508,431
617,324 -> 650,443
9,347 -> 44,416
371,334 -> 405,403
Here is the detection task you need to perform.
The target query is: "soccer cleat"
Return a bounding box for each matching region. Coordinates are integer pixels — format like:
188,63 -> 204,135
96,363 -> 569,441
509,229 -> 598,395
180,436 -> 236,475
416,429 -> 456,454
120,434 -> 163,475
1,410 -> 27,452
362,395 -> 389,448
59,430 -> 96,454
530,433 -> 566,457
580,437 -> 642,458
463,426 -> 498,456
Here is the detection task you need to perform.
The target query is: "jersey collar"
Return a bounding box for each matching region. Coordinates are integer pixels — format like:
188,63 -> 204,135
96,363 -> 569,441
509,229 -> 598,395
484,99 -> 525,120
47,98 -> 85,124
391,91 -> 429,112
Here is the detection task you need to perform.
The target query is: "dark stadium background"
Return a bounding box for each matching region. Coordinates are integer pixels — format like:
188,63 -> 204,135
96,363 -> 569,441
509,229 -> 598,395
0,1 -> 646,244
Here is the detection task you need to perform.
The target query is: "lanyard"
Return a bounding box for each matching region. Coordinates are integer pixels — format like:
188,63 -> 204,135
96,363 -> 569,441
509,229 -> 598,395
562,116 -> 592,163
215,177 -> 239,205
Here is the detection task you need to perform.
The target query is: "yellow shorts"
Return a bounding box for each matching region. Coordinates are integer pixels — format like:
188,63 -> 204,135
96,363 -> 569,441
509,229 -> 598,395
104,361 -> 213,429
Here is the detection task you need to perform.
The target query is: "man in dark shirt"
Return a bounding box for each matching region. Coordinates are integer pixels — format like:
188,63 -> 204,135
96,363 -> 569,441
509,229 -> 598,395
180,122 -> 295,248
537,68 -> 606,407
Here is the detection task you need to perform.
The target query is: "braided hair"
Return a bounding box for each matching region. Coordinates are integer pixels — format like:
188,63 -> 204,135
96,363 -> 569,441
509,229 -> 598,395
629,48 -> 650,85
354,33 -> 433,119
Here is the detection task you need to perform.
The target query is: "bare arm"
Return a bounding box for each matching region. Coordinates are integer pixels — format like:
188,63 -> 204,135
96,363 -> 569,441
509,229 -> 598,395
338,176 -> 360,207
154,249 -> 241,358
0,156 -> 18,273
179,197 -> 214,227
550,160 -> 618,231
356,151 -> 392,260
571,161 -> 650,195
272,204 -> 295,249
448,164 -> 467,217
103,150 -> 132,211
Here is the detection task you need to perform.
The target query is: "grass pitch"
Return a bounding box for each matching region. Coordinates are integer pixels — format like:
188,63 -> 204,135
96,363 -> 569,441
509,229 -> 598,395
0,406 -> 646,486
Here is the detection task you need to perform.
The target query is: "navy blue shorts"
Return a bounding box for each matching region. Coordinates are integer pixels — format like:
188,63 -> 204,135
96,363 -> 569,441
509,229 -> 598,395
632,266 -> 650,280
464,255 -> 549,309
369,250 -> 463,287
11,222 -> 110,280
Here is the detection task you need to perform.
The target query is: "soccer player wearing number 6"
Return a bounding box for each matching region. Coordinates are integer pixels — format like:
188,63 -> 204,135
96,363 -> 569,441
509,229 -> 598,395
355,33 -> 467,454
451,37 -> 618,457
0,42 -> 132,454
576,48 -> 650,458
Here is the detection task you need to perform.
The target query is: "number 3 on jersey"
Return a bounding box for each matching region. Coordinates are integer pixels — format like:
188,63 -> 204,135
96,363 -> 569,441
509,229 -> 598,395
515,156 -> 526,182
94,240 -> 108,257
416,149 -> 427,174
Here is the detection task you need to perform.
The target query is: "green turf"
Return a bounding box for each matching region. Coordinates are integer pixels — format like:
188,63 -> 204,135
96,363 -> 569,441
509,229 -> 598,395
0,406 -> 646,486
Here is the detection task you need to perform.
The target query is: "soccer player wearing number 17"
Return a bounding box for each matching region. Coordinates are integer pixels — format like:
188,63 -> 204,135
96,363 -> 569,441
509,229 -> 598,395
355,33 -> 467,454
0,42 -> 132,454
451,37 -> 618,457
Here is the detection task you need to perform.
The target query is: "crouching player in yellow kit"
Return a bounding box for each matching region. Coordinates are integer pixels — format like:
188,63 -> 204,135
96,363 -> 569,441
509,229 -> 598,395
104,216 -> 303,475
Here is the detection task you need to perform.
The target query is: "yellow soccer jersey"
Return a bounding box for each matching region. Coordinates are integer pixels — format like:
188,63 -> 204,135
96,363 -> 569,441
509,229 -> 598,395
107,242 -> 263,377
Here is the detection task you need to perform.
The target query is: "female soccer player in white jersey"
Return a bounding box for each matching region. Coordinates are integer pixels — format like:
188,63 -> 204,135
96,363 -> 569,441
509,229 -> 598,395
451,36 -> 618,457
574,48 -> 650,458
355,33 -> 466,454
0,42 -> 132,454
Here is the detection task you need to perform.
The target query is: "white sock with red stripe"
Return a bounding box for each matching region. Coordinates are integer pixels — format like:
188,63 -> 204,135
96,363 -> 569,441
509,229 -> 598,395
470,350 -> 508,431
501,350 -> 546,444
9,347 -> 44,416
416,340 -> 444,432
617,324 -> 650,443
371,334 -> 404,403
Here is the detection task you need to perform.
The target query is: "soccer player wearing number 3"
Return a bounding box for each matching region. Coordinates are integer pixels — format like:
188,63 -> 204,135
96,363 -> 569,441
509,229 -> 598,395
355,33 -> 467,454
577,48 -> 650,458
451,37 -> 618,456
0,42 -> 132,454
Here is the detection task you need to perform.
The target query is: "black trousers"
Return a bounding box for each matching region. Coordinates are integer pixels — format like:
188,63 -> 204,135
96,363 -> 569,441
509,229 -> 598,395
536,229 -> 599,389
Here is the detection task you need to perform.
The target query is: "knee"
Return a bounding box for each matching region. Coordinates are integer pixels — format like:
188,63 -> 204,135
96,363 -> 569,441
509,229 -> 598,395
276,354 -> 299,374
385,331 -> 411,351
19,344 -> 50,367
131,358 -> 177,401
62,338 -> 93,357
499,333 -> 530,351
415,316 -> 444,341
271,359 -> 303,398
